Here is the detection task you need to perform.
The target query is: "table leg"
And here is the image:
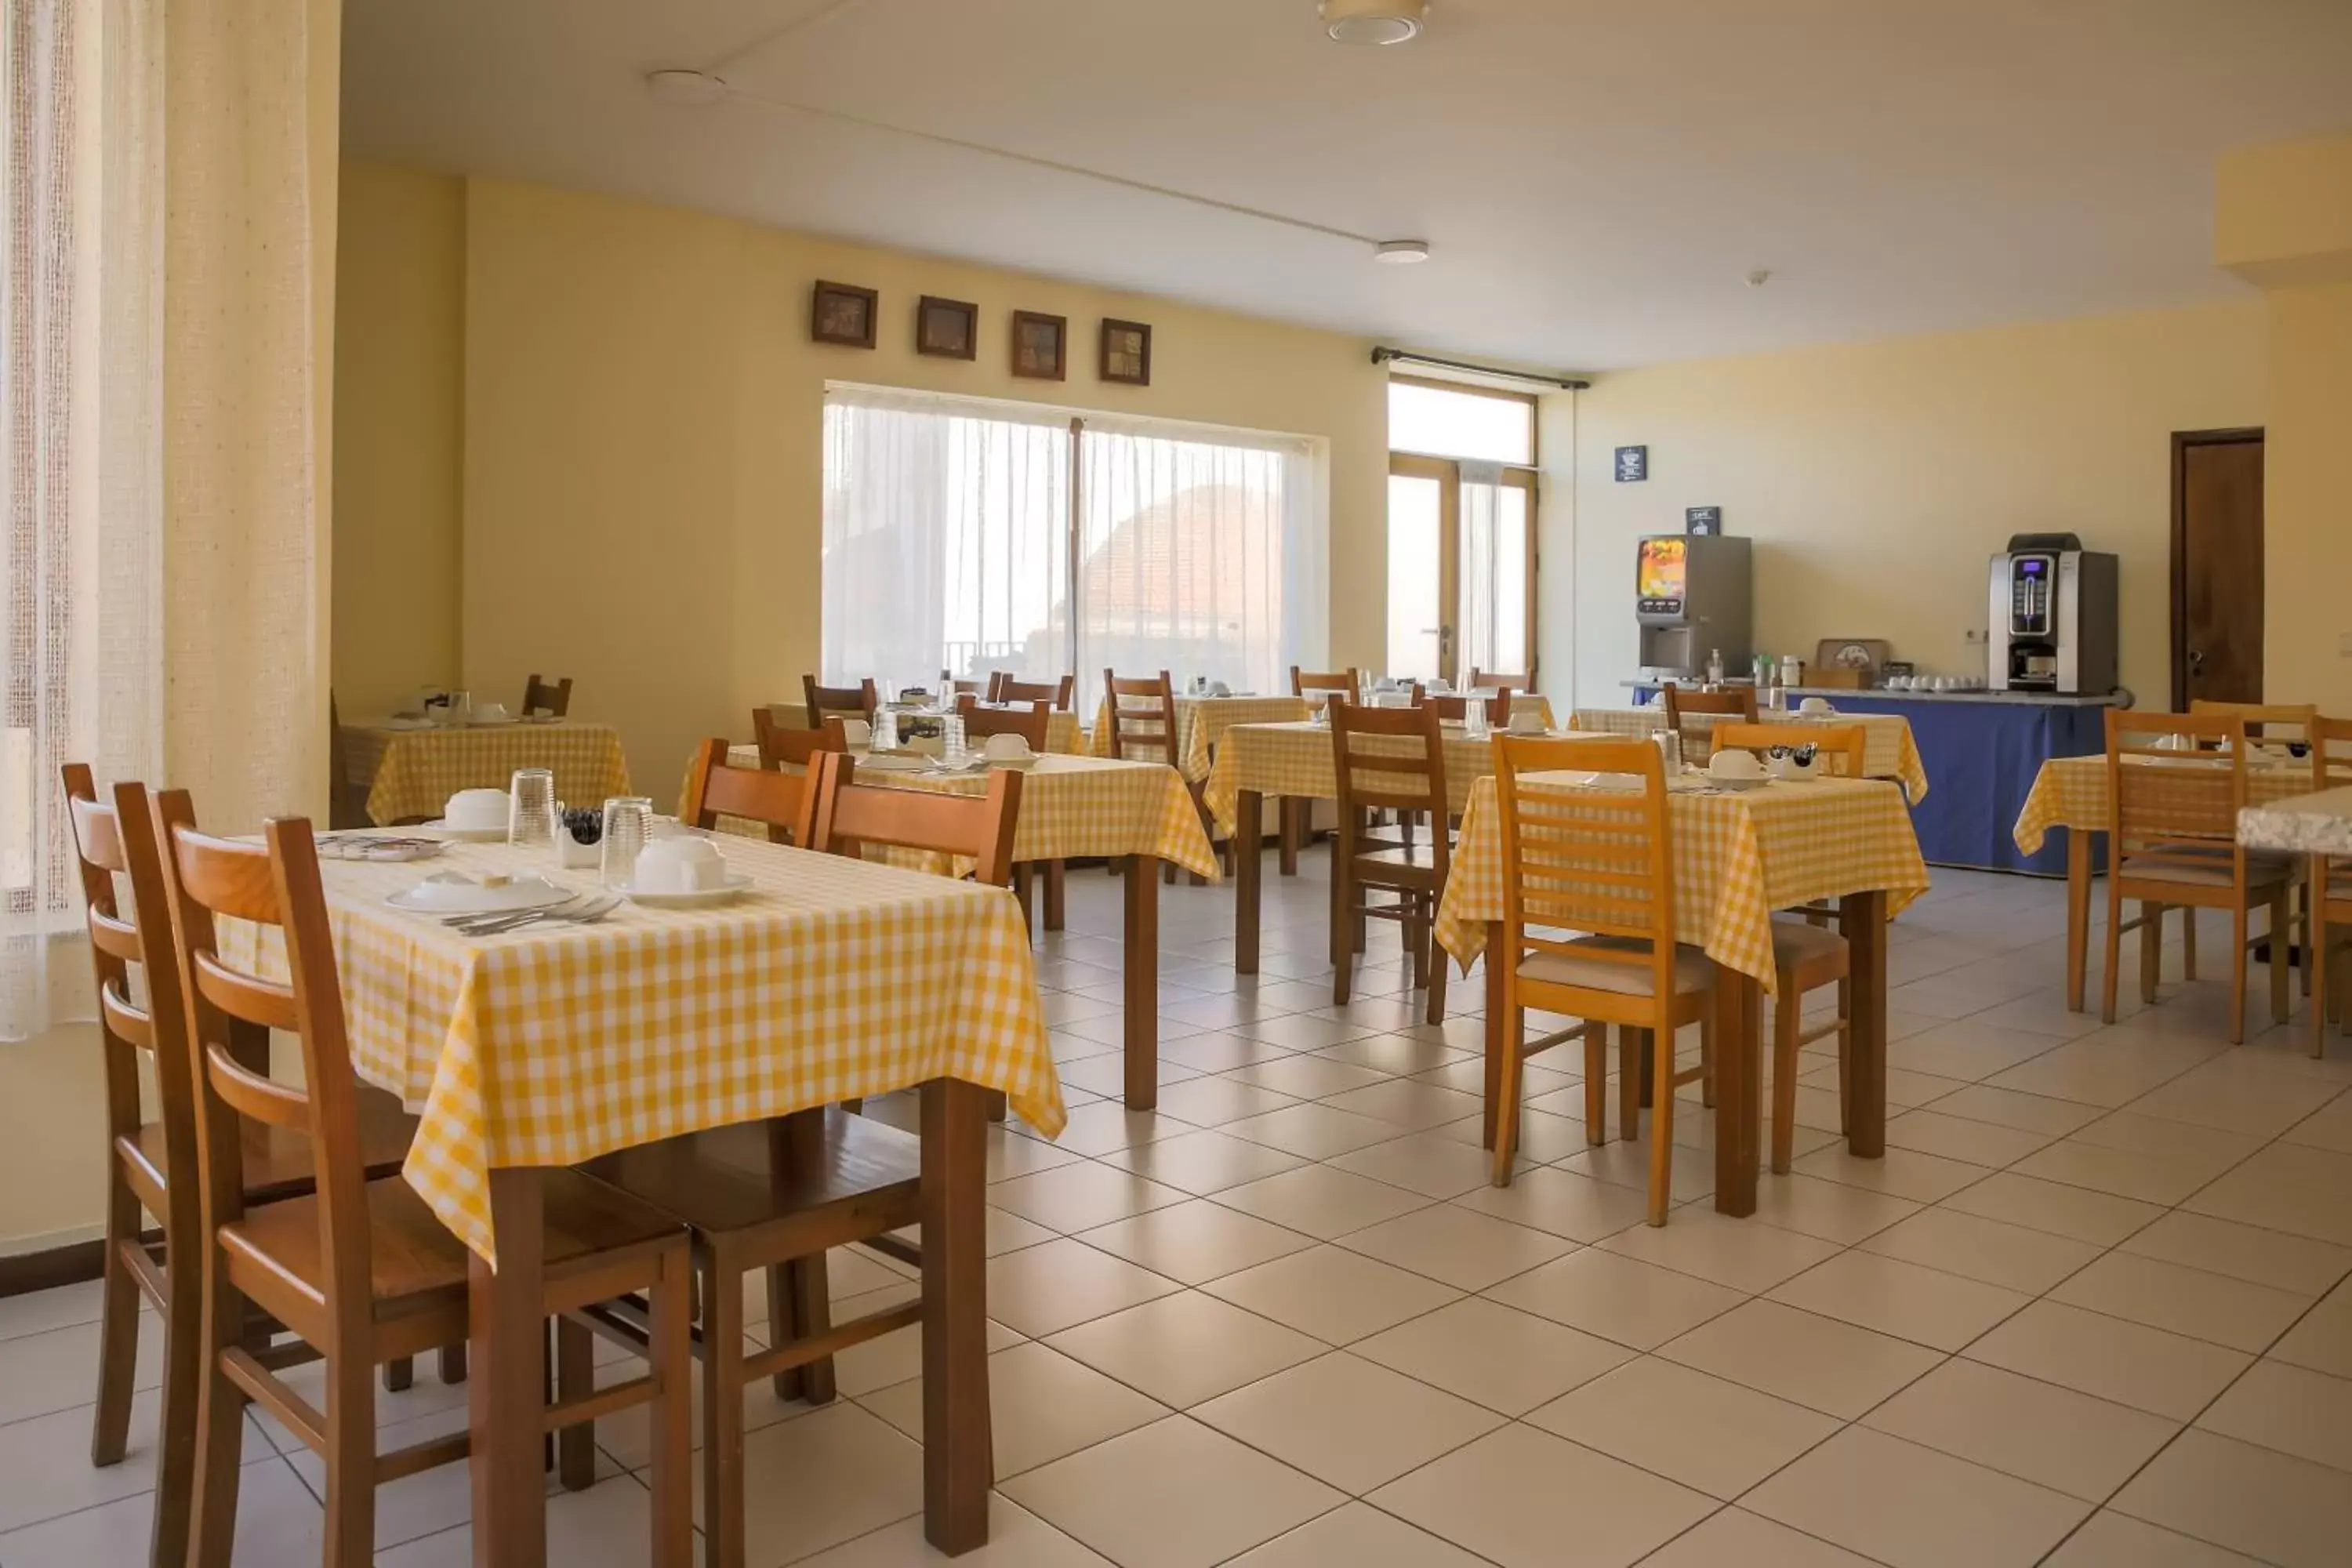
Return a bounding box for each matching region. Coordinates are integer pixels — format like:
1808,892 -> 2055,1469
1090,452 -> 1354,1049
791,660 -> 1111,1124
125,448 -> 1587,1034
470,1168 -> 546,1568
1482,921 -> 1505,1149
1125,855 -> 1160,1110
1711,976 -> 1761,1218
919,1079 -> 991,1555
1278,797 -> 1301,877
1044,859 -> 1065,932
1234,790 -> 1263,977
2066,829 -> 2091,1013
1841,890 -> 1889,1158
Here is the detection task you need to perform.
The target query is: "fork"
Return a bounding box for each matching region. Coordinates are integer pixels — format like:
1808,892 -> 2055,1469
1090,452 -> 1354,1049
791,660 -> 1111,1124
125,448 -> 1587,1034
451,895 -> 620,937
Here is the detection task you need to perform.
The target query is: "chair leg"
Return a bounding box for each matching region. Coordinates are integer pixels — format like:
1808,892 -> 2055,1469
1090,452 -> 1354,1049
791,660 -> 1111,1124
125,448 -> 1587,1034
2182,906 -> 2198,982
1044,858 -> 1065,931
2270,886 -> 2292,1025
1646,1025 -> 1678,1226
1700,1015 -> 1717,1109
555,1316 -> 597,1490
1617,1026 -> 1642,1144
702,1247 -> 749,1568
1011,864 -> 1035,931
1772,982 -> 1802,1174
2314,898 -> 2332,1059
186,1267 -> 249,1568
1331,858 -> 1353,1006
437,1342 -> 467,1384
1404,897 -> 1428,993
1584,1023 -> 1608,1145
1490,1008 -> 1526,1187
150,1238 -> 201,1568
89,1189 -> 141,1467
2230,905 -> 2249,1045
1426,916 -> 1449,1026
648,1248 -> 695,1568
2140,900 -> 2164,1005
383,1356 -> 412,1392
784,1258 -> 837,1403
323,1349 -> 376,1567
2103,884 -> 2125,1025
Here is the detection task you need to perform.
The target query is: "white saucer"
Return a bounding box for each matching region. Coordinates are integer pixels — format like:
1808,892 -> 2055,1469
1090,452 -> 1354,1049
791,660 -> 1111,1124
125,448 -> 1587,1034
387,873 -> 571,914
380,717 -> 435,731
615,873 -> 754,909
423,820 -> 508,842
984,754 -> 1040,770
468,715 -> 519,728
855,753 -> 929,773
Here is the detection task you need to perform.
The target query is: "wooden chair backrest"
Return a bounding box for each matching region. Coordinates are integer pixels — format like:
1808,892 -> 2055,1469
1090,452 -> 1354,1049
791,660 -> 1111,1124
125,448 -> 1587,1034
2189,699 -> 2316,744
2311,714 -> 2352,792
1494,735 -> 1678,1000
152,795 -> 372,1306
522,673 -> 574,718
1425,688 -> 1512,725
1661,682 -> 1756,729
802,675 -> 879,722
1103,670 -> 1178,764
1711,721 -> 1867,779
811,761 -> 1022,888
941,670 -> 991,700
752,708 -> 844,770
1330,700 -> 1452,825
1290,666 -> 1359,699
1468,668 -> 1531,691
2105,710 -> 2249,876
681,739 -> 817,844
954,695 -> 1051,749
994,674 -> 1074,710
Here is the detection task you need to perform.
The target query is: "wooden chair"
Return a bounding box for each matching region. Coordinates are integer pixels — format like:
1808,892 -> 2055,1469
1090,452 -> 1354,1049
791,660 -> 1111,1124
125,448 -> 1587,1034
1661,682 -> 1756,756
2190,699 -> 2318,744
1291,666 -> 1360,702
1330,702 -> 1455,1025
682,737 -> 821,845
940,670 -> 992,700
1469,668 -> 1531,691
955,694 -> 1052,750
586,754 -> 1018,1568
1106,669 -> 1222,883
521,673 -> 574,718
1426,688 -> 1512,726
62,768 -> 437,1568
2306,715 -> 2352,1056
995,673 -> 1076,710
150,796 -> 693,1568
2102,710 -> 2292,1043
1709,721 -> 1867,779
1486,735 -> 1717,1225
802,674 -> 880,728
751,707 -> 846,771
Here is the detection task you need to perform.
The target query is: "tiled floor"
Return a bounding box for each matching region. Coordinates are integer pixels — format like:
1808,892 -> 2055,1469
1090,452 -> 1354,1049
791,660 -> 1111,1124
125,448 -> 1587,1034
7,851 -> 2352,1565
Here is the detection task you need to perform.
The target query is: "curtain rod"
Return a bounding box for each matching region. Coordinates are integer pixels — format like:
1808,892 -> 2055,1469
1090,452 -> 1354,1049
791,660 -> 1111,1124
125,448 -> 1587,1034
1370,347 -> 1590,390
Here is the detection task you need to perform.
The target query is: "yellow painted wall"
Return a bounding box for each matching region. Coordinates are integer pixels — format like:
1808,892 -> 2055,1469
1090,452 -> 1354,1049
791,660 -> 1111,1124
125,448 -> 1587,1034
2259,281 -> 2352,713
1545,301 -> 2269,706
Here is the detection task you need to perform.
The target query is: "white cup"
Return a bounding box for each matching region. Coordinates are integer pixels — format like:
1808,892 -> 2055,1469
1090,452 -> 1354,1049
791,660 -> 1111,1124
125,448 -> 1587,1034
1798,697 -> 1833,715
633,836 -> 727,892
473,702 -> 510,724
983,731 -> 1032,761
445,788 -> 510,829
839,718 -> 872,746
1708,749 -> 1766,781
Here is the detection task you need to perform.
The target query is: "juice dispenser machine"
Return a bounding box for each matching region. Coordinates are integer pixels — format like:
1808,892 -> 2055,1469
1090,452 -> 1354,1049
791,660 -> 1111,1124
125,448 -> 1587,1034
1637,534 -> 1752,682
1986,532 -> 2118,694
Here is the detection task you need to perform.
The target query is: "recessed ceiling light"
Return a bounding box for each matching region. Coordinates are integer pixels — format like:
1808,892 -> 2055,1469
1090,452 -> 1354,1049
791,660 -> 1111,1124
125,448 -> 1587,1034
1374,239 -> 1431,264
645,68 -> 728,107
1321,0 -> 1428,46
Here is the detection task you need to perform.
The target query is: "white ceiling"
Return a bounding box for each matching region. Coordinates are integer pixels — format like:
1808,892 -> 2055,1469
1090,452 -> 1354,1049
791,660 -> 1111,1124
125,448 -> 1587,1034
339,0 -> 2352,369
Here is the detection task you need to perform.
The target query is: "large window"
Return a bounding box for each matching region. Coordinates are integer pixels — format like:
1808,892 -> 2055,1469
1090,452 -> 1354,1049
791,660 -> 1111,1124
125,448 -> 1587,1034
822,386 -> 1323,712
1386,379 -> 1538,685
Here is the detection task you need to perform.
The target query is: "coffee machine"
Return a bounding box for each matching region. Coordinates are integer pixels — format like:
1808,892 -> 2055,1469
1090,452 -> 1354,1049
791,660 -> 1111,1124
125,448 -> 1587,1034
1636,534 -> 1751,681
1986,532 -> 2118,695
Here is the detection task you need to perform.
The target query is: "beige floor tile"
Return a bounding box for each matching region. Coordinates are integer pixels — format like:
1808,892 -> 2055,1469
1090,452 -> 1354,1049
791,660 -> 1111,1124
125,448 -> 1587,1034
2196,1359 -> 2352,1472
1193,1351 -> 1502,1493
1156,1031 -> 1294,1074
2127,1062 -> 2347,1140
2283,1091 -> 2352,1154
1791,1143 -> 1994,1203
1211,1163 -> 1432,1239
1530,1355 -> 1839,1500
988,1161 -> 1191,1232
2118,1210 -> 2352,1296
2112,1428 -> 2352,1568
1367,1424 -> 1713,1568
1224,1101 -> 1416,1160
1314,1034 -> 1472,1076
1058,1052 -> 1202,1098
698,1402 -> 925,1565
1145,1073 -> 1301,1128
377,1473 -> 688,1568
858,1341 -> 1166,1478
2049,1250 -> 2311,1352
1224,1501 -> 1490,1566
2073,1109 -> 2267,1164
1883,1109 -> 2057,1167
1858,1206 -> 2101,1294
0,1316 -> 163,1428
2270,1299 -> 2352,1377
1236,1011 -> 1386,1051
2009,1138 -> 2238,1207
1635,1508 -> 1882,1567
1863,1359 -> 2179,1502
2183,1142 -> 2352,1246
0,1457 -> 322,1568
1555,1134 -> 1718,1204
1228,1054 -> 1396,1099
1001,1416 -> 1344,1568
1599,1206 -> 1842,1294
1044,1290 -> 1324,1409
985,1238 -> 1181,1338
1203,1243 -> 1462,1345
1484,1247 -> 1744,1350
1751,1173 -> 1922,1244
1745,1426 -> 2092,1568
1964,1300 -> 2252,1420
1661,1299 -> 1944,1418
1440,1103 -> 1594,1162
1887,1018 -> 2068,1081
1047,1101 -> 1203,1158
1928,1083 -> 2107,1136
2041,1509 -> 2269,1566
1327,1131 -> 1501,1199
0,1388 -> 274,1535
1767,1248 -> 2031,1352
1076,1199 -> 1316,1285
788,1494 -> 1113,1566
1350,1297 -> 1632,1415
1335,1203 -> 1576,1290
1449,1166 -> 1653,1241
1097,1129 -> 1309,1195
1320,1078 -> 1486,1131
1938,1171 -> 2165,1246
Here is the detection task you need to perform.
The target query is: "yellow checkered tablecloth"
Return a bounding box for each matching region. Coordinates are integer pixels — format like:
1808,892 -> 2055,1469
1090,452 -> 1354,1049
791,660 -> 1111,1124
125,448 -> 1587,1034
1200,720 -> 1591,833
1435,771 -> 1929,990
2013,754 -> 2316,855
1087,695 -> 1312,781
773,703 -> 1085,757
1572,707 -> 1928,804
216,837 -> 1062,1266
717,746 -> 1221,880
346,721 -> 632,827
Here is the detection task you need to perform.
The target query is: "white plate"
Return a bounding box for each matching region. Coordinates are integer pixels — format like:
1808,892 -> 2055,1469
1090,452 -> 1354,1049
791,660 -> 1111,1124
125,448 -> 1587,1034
522,713 -> 563,725
387,873 -> 572,914
422,820 -> 509,842
615,873 -> 754,909
468,715 -> 518,728
855,753 -> 930,773
380,716 -> 436,731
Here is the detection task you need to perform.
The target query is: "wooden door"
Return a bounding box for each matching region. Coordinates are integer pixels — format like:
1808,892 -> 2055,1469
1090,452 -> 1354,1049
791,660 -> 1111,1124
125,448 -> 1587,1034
2172,429 -> 2265,708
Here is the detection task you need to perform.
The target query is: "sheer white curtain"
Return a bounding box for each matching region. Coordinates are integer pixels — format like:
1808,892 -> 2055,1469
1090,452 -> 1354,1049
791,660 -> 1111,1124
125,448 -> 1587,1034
1075,417 -> 1323,713
1457,459 -> 1529,680
1,0 -> 163,1040
821,386 -> 1071,692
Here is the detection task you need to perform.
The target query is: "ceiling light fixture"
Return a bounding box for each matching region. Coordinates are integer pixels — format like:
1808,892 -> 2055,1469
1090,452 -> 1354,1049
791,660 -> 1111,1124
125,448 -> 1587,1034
1321,0 -> 1428,46
645,68 -> 728,107
1374,239 -> 1431,264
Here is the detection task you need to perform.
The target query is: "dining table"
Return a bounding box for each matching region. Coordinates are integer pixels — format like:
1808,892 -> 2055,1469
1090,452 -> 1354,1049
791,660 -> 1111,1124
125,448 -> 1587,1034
2015,751 -> 2318,1011
1434,769 -> 1930,1216
216,832 -> 1063,1564
342,717 -> 633,826
1572,706 -> 1930,803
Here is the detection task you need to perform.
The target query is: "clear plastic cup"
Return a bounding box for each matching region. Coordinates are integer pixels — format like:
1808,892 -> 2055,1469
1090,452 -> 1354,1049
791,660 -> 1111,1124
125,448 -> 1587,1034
600,797 -> 655,888
508,768 -> 557,849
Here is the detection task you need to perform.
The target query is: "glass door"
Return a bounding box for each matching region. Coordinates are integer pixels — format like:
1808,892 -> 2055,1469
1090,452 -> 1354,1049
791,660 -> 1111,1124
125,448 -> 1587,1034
1386,456 -> 1455,682
1387,454 -> 1535,686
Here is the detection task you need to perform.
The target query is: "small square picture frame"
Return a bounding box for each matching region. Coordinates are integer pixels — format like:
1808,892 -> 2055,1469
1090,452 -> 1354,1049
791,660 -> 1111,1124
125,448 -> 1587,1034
1614,445 -> 1649,483
811,281 -> 878,349
1011,310 -> 1068,381
1099,318 -> 1152,387
915,295 -> 978,361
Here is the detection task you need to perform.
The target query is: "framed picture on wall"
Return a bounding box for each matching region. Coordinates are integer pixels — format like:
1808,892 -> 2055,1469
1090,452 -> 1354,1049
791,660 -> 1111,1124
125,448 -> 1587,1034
811,281 -> 878,349
1100,318 -> 1152,386
916,296 -> 978,360
1011,310 -> 1068,380
1614,445 -> 1649,482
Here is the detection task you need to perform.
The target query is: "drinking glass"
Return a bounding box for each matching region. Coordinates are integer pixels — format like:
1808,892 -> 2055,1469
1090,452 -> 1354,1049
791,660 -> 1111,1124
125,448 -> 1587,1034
441,690 -> 472,727
600,797 -> 655,888
508,768 -> 557,849
1464,701 -> 1490,740
942,713 -> 967,760
1653,729 -> 1683,777
871,706 -> 899,751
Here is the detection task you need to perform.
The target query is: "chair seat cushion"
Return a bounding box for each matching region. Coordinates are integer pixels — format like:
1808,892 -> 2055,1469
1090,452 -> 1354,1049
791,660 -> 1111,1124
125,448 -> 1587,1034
1520,936 -> 1712,997
1770,918 -> 1850,968
584,1107 -> 923,1239
2121,853 -> 2292,890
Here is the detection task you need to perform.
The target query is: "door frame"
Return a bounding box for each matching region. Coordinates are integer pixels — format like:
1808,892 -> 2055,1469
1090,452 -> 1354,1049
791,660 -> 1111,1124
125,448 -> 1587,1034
2169,426 -> 2265,710
1385,452 -> 1540,687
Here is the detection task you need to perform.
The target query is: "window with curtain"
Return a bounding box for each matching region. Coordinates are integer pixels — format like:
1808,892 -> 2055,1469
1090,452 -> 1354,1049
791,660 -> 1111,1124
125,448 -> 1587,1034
821,385 -> 1325,713
1386,379 -> 1538,685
